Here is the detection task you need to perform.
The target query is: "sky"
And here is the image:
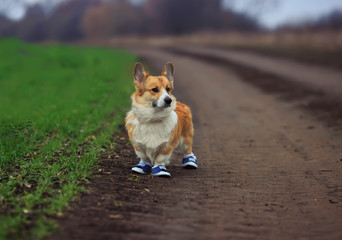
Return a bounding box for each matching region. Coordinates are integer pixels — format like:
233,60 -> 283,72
0,0 -> 342,29
228,0 -> 342,29
0,0 -> 68,20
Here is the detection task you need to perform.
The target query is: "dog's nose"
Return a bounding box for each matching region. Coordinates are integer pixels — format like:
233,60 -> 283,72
164,97 -> 172,105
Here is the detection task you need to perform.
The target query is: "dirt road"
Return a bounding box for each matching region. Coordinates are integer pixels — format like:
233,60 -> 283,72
52,48 -> 342,240
169,46 -> 342,99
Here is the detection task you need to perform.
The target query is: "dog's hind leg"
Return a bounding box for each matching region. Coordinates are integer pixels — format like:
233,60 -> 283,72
182,135 -> 193,155
181,135 -> 198,169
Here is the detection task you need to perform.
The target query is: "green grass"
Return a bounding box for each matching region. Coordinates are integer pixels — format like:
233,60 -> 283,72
0,38 -> 136,239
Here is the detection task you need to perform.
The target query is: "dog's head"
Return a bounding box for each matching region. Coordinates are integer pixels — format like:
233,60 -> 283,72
132,62 -> 176,112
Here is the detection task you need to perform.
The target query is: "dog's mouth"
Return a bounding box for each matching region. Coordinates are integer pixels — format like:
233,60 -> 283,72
152,101 -> 157,108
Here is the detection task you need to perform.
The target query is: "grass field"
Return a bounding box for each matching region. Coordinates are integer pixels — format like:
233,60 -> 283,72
0,39 -> 136,239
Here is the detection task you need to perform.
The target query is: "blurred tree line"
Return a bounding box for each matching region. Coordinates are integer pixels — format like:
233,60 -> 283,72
0,0 -> 260,41
0,0 -> 96,42
279,9 -> 342,32
1,0 -> 341,42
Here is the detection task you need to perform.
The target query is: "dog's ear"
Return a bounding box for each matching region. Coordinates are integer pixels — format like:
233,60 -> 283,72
134,62 -> 148,85
161,62 -> 174,84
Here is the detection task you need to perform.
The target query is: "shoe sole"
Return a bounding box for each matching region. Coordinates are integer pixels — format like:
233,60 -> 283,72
182,162 -> 198,169
132,167 -> 148,174
152,172 -> 171,177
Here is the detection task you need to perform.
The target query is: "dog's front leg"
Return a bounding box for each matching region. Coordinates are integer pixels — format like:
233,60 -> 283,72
154,153 -> 171,167
151,153 -> 172,177
135,149 -> 149,163
131,147 -> 153,175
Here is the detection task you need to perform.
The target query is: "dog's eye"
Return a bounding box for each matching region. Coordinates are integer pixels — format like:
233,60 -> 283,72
151,87 -> 158,92
166,87 -> 170,92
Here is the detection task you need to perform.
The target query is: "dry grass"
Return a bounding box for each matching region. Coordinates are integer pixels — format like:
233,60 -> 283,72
106,31 -> 342,50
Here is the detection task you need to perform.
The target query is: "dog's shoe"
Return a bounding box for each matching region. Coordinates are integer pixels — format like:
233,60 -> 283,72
151,165 -> 171,177
132,160 -> 152,174
182,155 -> 198,169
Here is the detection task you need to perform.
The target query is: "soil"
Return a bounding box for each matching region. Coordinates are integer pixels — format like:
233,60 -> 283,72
165,47 -> 342,129
165,46 -> 342,99
50,48 -> 342,240
227,46 -> 342,71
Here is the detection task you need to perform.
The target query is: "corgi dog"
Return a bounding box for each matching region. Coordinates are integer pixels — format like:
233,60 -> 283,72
125,62 -> 197,177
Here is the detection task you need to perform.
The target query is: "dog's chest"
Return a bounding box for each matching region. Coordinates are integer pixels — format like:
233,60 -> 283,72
133,111 -> 178,151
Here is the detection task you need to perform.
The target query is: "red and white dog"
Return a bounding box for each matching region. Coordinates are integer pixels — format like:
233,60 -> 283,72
125,62 -> 197,177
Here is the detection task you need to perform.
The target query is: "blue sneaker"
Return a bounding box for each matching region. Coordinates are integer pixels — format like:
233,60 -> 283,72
132,160 -> 152,174
182,155 -> 198,169
151,165 -> 171,177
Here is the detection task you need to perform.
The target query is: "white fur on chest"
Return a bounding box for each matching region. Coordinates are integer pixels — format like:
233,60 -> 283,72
133,111 -> 177,149
128,110 -> 178,159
